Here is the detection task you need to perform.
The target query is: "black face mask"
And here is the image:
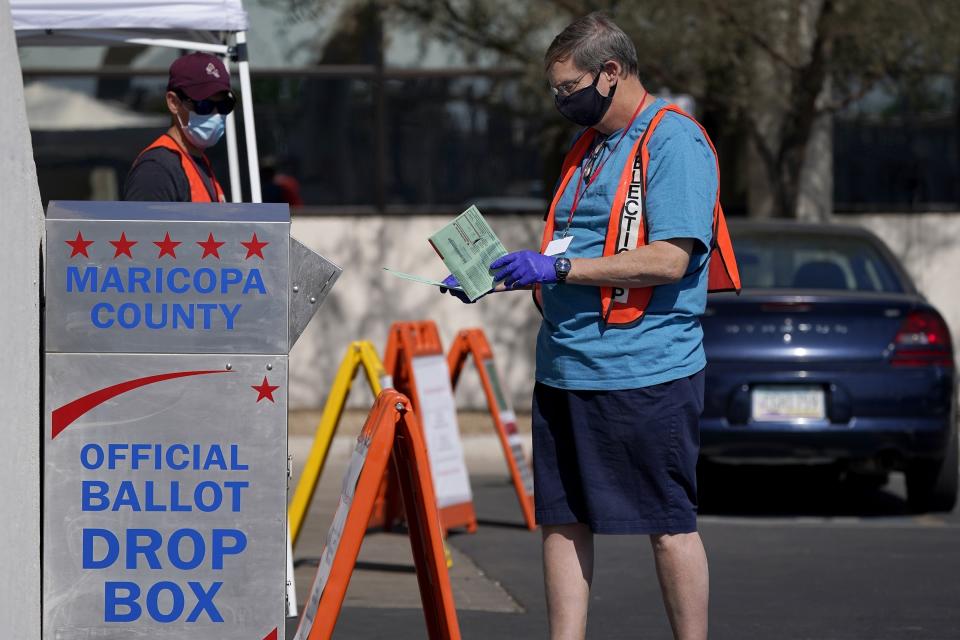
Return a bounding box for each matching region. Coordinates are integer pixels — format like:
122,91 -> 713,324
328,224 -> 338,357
555,71 -> 617,127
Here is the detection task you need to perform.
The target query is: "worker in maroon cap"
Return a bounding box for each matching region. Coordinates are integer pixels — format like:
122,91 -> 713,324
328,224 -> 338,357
122,52 -> 236,202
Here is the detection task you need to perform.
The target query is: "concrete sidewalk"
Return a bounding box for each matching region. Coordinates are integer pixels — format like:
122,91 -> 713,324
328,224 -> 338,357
286,410 -> 960,640
287,419 -> 539,638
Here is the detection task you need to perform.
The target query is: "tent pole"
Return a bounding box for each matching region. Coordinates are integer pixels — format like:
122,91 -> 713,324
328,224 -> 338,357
221,51 -> 243,203
33,30 -> 231,54
235,31 -> 262,203
224,112 -> 242,203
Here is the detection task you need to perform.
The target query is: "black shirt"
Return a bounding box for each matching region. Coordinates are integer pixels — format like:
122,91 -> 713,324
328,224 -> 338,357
122,147 -> 218,202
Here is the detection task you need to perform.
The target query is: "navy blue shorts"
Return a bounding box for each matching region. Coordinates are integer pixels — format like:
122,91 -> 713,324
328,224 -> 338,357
532,369 -> 704,534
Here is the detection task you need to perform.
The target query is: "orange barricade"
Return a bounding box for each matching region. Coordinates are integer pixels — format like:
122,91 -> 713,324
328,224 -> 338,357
293,389 -> 461,640
448,328 -> 537,531
380,321 -> 478,535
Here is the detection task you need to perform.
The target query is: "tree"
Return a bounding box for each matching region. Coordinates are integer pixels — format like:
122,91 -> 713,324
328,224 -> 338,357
381,0 -> 960,217
265,0 -> 960,217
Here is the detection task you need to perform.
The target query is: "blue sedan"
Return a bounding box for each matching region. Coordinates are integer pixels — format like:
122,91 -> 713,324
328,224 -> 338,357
701,221 -> 957,511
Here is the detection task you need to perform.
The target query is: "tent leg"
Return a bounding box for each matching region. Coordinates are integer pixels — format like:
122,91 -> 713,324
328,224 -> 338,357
221,52 -> 243,203
235,31 -> 263,204
224,113 -> 242,203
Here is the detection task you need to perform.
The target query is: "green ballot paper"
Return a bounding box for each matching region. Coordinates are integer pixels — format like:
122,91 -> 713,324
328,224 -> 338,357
428,205 -> 508,301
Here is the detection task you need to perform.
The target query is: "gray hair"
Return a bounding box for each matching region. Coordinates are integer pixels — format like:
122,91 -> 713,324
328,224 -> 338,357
545,12 -> 639,77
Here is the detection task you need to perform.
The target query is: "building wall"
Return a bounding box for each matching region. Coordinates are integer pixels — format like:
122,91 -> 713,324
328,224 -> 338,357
0,0 -> 43,635
288,215 -> 545,411
842,213 -> 960,349
289,213 -> 960,411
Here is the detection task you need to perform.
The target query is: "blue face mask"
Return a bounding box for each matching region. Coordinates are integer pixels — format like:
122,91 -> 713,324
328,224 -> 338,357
179,111 -> 225,149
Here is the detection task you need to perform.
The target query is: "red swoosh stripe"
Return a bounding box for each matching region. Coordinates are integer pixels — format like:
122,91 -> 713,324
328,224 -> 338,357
263,629 -> 278,640
51,369 -> 230,439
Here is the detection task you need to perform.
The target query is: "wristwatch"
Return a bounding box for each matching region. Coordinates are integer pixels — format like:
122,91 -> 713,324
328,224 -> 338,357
554,257 -> 572,283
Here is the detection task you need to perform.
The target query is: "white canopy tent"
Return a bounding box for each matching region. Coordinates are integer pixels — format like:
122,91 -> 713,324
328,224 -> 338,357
12,0 -> 263,203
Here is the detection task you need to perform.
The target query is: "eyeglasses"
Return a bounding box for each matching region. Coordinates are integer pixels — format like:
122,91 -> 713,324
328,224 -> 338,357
176,90 -> 236,116
551,70 -> 592,98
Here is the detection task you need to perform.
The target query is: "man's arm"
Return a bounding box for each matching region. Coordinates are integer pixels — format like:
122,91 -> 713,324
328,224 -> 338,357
565,238 -> 694,288
484,239 -> 693,291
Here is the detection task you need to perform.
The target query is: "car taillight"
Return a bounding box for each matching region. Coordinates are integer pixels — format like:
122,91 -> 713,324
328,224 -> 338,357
891,311 -> 954,368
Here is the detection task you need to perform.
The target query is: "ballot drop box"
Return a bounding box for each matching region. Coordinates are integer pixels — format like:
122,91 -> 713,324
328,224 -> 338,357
43,201 -> 340,640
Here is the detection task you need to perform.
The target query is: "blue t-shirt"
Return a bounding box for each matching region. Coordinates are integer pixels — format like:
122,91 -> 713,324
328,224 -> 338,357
535,99 -> 717,390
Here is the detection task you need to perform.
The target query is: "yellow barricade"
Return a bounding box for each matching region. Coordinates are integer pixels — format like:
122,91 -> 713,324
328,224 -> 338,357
288,340 -> 391,548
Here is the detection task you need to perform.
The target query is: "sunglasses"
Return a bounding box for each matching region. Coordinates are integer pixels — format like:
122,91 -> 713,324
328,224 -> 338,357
176,90 -> 236,116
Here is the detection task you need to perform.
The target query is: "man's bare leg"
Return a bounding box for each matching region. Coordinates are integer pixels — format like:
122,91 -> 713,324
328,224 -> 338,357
543,523 -> 594,640
650,532 -> 709,640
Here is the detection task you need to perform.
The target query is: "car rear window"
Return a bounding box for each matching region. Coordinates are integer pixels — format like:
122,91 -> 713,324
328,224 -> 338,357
733,232 -> 904,292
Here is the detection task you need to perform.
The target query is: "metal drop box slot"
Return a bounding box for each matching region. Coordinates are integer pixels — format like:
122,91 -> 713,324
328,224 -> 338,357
42,201 -> 340,640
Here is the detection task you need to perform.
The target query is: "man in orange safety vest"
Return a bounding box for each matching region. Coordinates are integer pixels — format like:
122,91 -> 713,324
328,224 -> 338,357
442,12 -> 741,640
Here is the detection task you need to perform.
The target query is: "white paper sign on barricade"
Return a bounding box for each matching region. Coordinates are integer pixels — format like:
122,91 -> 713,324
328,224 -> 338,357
411,354 -> 473,509
482,359 -> 534,494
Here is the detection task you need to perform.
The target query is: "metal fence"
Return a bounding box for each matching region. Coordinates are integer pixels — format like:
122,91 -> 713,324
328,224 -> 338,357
21,66 -> 960,215
23,66 -> 549,216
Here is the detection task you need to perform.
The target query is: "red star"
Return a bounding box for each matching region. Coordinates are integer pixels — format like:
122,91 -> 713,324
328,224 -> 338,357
251,377 -> 279,403
109,232 -> 137,259
240,233 -> 269,260
65,231 -> 94,258
153,232 -> 181,259
197,232 -> 225,260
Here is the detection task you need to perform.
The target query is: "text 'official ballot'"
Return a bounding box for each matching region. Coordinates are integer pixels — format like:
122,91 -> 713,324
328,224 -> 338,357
43,201 -> 341,640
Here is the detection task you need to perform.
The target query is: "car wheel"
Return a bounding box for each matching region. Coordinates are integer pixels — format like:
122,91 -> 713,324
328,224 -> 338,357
906,427 -> 959,513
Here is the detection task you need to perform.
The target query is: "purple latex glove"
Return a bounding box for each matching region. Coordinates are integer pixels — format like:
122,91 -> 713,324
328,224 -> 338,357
490,250 -> 557,288
439,274 -> 475,304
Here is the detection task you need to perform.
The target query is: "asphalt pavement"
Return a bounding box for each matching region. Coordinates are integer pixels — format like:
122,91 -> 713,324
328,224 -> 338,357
287,431 -> 960,640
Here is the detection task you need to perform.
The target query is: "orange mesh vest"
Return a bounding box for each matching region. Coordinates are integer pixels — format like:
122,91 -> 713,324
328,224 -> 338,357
537,104 -> 741,326
137,134 -> 225,203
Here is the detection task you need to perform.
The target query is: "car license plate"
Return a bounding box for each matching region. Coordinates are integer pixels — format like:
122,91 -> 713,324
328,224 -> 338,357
751,385 -> 826,422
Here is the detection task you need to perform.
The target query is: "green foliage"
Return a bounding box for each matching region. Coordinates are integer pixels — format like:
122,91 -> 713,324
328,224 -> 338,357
265,0 -> 960,214
382,0 -> 959,119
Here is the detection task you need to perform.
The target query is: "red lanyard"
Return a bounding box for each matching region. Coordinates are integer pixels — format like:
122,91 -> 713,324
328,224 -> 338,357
562,90 -> 648,236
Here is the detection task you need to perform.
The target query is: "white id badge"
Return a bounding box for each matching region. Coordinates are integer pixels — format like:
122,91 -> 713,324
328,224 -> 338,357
544,236 -> 573,256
